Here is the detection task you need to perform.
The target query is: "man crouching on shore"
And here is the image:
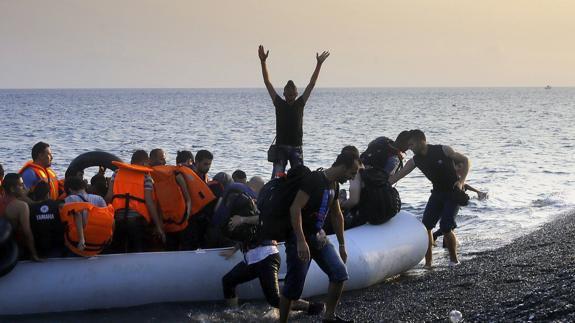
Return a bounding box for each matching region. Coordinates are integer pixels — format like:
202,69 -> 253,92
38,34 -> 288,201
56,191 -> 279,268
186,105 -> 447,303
279,150 -> 360,323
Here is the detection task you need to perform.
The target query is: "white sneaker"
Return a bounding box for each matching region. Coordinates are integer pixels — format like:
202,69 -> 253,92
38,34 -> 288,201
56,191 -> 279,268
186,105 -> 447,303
448,260 -> 461,267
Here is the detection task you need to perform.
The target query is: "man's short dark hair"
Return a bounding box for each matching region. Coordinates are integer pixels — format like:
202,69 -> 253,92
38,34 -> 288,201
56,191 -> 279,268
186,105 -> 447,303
232,170 -> 247,181
131,150 -> 149,164
284,80 -> 296,92
90,174 -> 108,198
31,181 -> 50,201
340,145 -> 360,159
32,142 -> 50,160
176,150 -> 194,164
2,173 -> 21,195
195,150 -> 213,163
150,148 -> 163,160
332,151 -> 360,168
65,176 -> 87,192
394,131 -> 411,152
409,129 -> 426,142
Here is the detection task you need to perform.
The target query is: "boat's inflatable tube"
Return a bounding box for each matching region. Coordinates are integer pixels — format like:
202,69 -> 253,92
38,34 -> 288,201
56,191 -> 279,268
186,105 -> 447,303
0,211 -> 427,315
0,239 -> 19,278
65,151 -> 123,178
0,217 -> 12,245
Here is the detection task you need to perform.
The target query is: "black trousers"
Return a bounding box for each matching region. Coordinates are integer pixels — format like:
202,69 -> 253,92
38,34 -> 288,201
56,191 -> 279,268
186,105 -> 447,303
222,253 -> 281,308
106,216 -> 147,253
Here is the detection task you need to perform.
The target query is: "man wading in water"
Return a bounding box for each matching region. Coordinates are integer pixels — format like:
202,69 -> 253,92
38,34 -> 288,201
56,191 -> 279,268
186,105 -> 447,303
258,45 -> 330,178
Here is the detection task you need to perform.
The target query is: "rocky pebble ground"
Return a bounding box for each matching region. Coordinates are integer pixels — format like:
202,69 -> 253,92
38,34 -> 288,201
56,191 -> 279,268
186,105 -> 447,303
296,211 -> 575,322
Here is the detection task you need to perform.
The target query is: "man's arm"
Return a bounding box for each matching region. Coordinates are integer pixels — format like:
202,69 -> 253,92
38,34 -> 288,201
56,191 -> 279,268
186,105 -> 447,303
340,173 -> 361,210
176,173 -> 192,221
259,45 -> 278,102
145,189 -> 165,243
330,198 -> 347,263
300,51 -> 330,104
228,214 -> 259,230
443,146 -> 470,190
219,242 -> 240,260
289,190 -> 311,262
104,175 -> 115,203
16,201 -> 40,261
74,212 -> 86,252
21,168 -> 40,191
389,158 -> 416,185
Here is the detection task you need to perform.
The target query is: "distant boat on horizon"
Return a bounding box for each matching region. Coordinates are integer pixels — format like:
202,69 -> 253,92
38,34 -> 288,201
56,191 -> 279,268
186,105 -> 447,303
545,85 -> 552,89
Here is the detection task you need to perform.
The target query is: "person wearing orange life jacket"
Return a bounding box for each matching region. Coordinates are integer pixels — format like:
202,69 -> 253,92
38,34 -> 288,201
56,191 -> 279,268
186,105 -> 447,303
174,163 -> 218,250
19,142 -> 60,201
150,148 -> 193,251
61,176 -> 113,257
105,150 -> 165,253
0,173 -> 40,261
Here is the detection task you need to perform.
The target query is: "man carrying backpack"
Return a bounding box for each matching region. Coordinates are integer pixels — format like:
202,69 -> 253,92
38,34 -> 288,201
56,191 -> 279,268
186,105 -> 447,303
279,150 -> 361,323
218,177 -> 324,316
339,131 -> 410,228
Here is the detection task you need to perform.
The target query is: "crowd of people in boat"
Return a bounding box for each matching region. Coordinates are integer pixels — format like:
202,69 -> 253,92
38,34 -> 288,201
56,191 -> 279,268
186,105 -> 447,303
0,46 -> 487,323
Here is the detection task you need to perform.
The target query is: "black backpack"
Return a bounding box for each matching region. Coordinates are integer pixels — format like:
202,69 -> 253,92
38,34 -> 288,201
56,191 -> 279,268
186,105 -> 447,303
218,188 -> 260,243
258,165 -> 311,241
358,168 -> 402,225
360,137 -> 400,170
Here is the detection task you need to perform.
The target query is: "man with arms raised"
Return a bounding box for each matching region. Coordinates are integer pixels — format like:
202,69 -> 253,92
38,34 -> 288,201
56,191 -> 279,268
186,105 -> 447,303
279,150 -> 360,323
259,45 -> 330,178
390,129 -> 470,268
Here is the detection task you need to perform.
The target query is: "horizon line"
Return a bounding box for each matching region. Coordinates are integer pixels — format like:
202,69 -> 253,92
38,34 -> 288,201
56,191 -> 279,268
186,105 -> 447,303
0,85 -> 571,91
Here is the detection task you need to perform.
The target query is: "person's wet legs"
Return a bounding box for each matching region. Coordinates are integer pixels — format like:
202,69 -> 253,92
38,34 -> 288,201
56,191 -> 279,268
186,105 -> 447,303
324,281 -> 344,320
444,230 -> 459,263
425,229 -> 433,268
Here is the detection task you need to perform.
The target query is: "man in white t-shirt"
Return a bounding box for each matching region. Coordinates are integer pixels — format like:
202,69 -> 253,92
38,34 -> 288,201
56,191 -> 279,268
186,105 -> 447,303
64,176 -> 106,251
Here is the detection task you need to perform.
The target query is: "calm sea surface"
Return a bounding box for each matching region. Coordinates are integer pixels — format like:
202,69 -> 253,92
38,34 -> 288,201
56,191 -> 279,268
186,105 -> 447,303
1,88 -> 574,322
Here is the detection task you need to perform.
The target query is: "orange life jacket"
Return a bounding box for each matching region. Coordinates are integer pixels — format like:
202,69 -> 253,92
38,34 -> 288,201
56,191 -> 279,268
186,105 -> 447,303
18,161 -> 59,200
60,202 -> 115,257
177,166 -> 216,215
151,165 -> 188,232
57,179 -> 67,200
111,161 -> 153,223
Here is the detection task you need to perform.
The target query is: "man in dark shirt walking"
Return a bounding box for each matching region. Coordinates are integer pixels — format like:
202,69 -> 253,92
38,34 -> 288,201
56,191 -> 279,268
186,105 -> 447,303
279,150 -> 360,323
258,45 -> 330,178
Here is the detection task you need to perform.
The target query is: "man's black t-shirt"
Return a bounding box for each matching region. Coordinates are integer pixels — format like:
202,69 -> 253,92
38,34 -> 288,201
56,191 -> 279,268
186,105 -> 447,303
274,94 -> 306,146
413,144 -> 459,192
29,200 -> 64,255
299,171 -> 339,235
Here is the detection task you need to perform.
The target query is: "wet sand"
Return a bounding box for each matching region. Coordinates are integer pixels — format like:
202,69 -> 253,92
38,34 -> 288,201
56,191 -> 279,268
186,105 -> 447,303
296,210 -> 575,322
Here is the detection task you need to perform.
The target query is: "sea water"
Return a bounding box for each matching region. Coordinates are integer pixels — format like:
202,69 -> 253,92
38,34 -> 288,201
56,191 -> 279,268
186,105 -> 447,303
1,88 -> 574,322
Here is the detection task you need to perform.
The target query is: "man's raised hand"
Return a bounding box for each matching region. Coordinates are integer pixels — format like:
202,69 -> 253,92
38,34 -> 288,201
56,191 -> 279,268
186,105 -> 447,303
259,45 -> 269,62
316,51 -> 330,64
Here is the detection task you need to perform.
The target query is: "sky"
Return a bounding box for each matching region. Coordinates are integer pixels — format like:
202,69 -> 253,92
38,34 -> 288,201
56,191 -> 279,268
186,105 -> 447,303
1,0 -> 574,88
